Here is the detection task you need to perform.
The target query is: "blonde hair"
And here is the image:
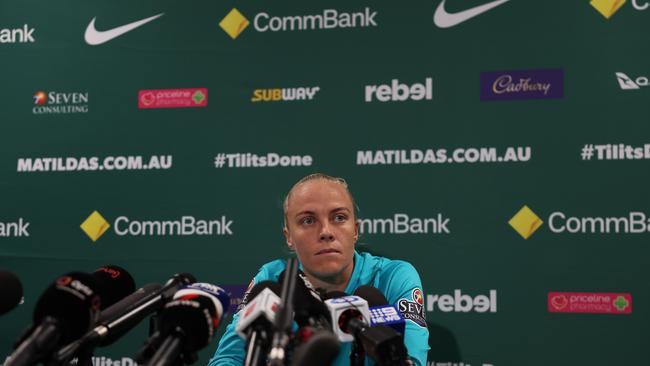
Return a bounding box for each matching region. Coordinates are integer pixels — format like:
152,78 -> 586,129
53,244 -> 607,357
283,173 -> 358,228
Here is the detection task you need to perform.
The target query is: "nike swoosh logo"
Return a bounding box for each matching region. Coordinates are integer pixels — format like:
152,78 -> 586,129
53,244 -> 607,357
85,13 -> 164,45
434,0 -> 510,28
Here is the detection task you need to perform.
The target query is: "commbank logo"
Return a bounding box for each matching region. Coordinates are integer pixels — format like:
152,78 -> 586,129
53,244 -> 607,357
219,8 -> 249,39
616,72 -> 648,90
0,218 -> 30,237
591,0 -> 626,18
591,0 -> 649,19
0,24 -> 35,43
80,211 -> 234,242
509,206 -> 650,239
357,213 -> 450,234
434,0 -> 510,28
508,205 -> 543,239
80,211 -> 111,242
220,7 -> 377,39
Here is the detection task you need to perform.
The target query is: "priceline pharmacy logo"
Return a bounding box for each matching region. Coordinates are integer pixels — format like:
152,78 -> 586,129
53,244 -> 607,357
508,206 -> 650,239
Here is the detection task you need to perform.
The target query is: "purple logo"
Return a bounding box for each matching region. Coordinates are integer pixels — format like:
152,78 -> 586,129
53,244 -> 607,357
220,284 -> 248,314
480,68 -> 564,101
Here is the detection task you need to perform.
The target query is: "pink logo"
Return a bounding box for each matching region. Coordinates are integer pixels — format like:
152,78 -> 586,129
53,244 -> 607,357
138,88 -> 208,109
412,288 -> 424,305
548,292 -> 632,314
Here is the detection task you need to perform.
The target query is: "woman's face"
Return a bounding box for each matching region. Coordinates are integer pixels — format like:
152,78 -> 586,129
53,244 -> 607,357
283,179 -> 358,283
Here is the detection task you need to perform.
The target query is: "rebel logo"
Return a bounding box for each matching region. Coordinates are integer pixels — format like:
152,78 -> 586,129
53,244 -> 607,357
398,287 -> 427,328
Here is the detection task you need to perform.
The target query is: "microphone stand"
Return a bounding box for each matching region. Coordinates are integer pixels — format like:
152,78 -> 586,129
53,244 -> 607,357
268,258 -> 298,366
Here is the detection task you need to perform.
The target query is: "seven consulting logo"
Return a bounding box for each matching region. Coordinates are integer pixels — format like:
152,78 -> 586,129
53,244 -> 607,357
80,211 -> 234,242
33,90 -> 89,115
616,72 -> 649,90
548,292 -> 632,314
434,0 -> 510,28
85,13 -> 164,45
397,288 -> 427,327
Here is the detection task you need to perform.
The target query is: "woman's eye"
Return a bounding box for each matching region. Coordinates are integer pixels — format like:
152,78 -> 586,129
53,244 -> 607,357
334,214 -> 347,222
300,217 -> 314,225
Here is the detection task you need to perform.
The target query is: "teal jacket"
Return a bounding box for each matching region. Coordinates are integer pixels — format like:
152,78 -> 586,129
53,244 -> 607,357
209,251 -> 430,365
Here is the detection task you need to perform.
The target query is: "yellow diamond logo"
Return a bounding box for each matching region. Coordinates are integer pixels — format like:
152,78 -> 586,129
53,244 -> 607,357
80,211 -> 110,242
219,8 -> 249,39
590,0 -> 626,19
508,205 -> 543,240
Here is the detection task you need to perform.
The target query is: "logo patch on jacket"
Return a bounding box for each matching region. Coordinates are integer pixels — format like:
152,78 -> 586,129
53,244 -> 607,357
397,288 -> 427,328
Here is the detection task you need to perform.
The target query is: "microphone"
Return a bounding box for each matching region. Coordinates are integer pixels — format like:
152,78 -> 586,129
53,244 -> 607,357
277,268 -> 331,328
0,271 -> 23,316
352,287 -> 409,366
355,285 -> 407,334
6,272 -> 103,366
59,273 -> 194,351
51,273 -> 194,366
144,283 -> 230,366
91,265 -> 136,309
289,329 -> 340,366
235,281 -> 281,366
52,283 -> 163,366
324,294 -> 371,343
268,258 -> 298,366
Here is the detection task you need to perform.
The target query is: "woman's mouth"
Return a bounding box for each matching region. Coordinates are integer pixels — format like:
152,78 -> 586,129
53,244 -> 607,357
316,248 -> 341,255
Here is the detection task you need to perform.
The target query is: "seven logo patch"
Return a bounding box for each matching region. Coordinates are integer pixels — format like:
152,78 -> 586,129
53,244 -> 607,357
397,288 -> 427,327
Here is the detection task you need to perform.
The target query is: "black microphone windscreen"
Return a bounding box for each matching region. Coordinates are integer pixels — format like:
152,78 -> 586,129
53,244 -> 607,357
158,295 -> 220,352
278,270 -> 331,326
0,271 -> 23,315
290,331 -> 340,366
33,272 -> 101,343
92,265 -> 136,309
353,286 -> 388,307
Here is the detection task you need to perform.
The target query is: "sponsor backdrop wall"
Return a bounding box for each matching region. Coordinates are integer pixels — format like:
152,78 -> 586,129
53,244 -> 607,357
1,0 -> 648,365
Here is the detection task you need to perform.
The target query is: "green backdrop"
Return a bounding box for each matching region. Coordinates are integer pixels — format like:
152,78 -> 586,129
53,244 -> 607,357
1,1 -> 648,365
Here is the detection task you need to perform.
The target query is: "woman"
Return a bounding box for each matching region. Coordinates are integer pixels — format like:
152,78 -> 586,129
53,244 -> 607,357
210,173 -> 429,365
